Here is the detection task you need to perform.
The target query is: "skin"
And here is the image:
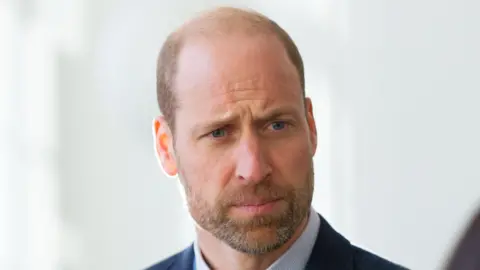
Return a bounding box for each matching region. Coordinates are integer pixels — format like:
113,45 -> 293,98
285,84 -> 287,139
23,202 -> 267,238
153,33 -> 318,270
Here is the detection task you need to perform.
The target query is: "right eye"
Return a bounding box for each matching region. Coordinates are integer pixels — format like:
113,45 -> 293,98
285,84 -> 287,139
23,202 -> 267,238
210,128 -> 227,138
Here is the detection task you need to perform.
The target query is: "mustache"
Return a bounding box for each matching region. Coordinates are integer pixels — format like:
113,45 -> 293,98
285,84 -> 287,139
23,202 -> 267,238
220,182 -> 291,206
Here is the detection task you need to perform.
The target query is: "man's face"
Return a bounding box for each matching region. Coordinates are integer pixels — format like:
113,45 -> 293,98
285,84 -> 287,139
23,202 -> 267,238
168,34 -> 317,254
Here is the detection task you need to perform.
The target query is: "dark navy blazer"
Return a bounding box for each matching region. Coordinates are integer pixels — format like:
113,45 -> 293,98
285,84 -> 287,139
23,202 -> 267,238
145,214 -> 408,270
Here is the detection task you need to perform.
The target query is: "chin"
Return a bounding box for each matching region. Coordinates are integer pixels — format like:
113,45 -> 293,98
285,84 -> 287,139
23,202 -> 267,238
245,225 -> 279,235
230,230 -> 287,255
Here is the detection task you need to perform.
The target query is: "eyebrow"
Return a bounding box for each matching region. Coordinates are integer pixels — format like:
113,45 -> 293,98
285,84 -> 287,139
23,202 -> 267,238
255,105 -> 300,123
192,105 -> 300,136
191,111 -> 237,137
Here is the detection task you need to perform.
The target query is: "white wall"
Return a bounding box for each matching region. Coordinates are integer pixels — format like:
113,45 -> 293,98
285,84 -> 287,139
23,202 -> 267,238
334,1 -> 480,269
2,0 -> 479,269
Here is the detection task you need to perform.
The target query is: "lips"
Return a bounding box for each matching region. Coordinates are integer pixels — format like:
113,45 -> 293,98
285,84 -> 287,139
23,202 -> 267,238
230,198 -> 283,215
232,198 -> 281,207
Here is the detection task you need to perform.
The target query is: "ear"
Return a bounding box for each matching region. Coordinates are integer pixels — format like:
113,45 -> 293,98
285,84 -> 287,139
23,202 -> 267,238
305,97 -> 318,155
153,116 -> 178,176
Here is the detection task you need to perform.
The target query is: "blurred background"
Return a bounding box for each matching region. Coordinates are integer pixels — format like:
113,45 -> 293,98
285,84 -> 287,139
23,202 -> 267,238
1,0 -> 479,269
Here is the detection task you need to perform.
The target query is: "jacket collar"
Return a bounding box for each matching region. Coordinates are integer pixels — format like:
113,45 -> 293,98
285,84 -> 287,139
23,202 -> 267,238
305,214 -> 354,270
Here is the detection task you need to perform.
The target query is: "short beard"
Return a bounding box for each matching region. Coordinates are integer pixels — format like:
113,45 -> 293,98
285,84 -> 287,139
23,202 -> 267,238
181,165 -> 314,255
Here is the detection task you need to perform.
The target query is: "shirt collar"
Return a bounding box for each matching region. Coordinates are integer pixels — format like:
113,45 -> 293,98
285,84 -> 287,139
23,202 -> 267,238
193,231 -> 210,270
194,207 -> 320,270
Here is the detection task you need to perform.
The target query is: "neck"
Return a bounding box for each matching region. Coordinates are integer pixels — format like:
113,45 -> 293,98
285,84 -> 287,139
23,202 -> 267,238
196,214 -> 310,270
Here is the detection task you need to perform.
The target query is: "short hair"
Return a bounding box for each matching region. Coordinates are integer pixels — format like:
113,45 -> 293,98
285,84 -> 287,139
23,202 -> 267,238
156,7 -> 305,133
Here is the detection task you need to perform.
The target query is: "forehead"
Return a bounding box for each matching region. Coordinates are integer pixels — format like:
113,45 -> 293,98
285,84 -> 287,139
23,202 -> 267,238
174,34 -> 303,115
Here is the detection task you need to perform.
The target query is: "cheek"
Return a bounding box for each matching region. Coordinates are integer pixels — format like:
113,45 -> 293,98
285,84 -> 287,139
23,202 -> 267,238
176,144 -> 233,205
271,137 -> 313,184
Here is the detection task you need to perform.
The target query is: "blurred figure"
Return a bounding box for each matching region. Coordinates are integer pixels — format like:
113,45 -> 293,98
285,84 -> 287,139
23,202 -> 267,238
445,207 -> 480,270
148,6 -> 407,270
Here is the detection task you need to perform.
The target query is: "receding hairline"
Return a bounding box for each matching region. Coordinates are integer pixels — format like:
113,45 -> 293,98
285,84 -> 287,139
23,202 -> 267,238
156,6 -> 305,132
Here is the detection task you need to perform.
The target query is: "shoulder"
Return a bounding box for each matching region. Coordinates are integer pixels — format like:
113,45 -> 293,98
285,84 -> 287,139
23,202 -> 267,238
144,252 -> 180,270
352,245 -> 409,270
144,245 -> 194,270
309,213 -> 409,270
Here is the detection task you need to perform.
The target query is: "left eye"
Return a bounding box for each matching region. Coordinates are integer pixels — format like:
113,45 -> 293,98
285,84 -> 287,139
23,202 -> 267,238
270,121 -> 287,131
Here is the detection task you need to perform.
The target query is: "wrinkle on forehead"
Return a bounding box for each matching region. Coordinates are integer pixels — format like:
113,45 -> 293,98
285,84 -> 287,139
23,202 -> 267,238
173,22 -> 303,126
179,73 -> 299,116
174,36 -> 301,104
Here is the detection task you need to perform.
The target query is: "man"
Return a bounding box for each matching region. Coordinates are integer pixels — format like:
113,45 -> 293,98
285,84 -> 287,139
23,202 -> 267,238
148,6 -> 407,270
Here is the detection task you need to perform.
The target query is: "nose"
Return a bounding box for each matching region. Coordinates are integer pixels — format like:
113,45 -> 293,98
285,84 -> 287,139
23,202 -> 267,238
234,134 -> 272,183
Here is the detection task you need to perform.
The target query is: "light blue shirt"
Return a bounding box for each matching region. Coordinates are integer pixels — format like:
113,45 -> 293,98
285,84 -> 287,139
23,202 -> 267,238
194,207 -> 320,270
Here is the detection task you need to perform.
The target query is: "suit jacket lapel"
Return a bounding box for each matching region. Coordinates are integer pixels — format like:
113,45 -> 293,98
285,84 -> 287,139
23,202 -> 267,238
305,214 -> 354,270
